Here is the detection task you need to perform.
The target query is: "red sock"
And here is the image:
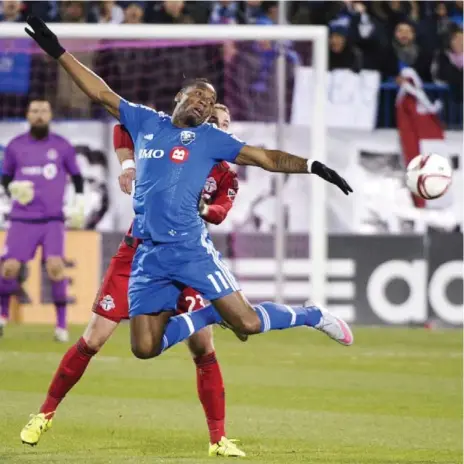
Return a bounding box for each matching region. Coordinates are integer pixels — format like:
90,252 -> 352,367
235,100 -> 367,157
40,337 -> 97,418
195,352 -> 225,444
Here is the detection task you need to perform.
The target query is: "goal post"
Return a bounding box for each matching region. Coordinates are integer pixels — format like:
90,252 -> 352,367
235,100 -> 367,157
1,22 -> 329,307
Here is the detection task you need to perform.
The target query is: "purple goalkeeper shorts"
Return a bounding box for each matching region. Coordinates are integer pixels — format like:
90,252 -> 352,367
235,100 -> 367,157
2,221 -> 65,262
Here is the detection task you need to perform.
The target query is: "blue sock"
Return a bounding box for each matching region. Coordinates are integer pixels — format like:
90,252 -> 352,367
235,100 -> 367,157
159,301 -> 322,353
160,304 -> 222,353
254,302 -> 322,332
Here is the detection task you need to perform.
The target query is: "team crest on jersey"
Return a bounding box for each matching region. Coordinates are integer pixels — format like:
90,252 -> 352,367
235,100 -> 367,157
100,295 -> 115,312
180,131 -> 195,145
43,163 -> 57,180
228,188 -> 236,200
204,177 -> 217,194
47,149 -> 58,160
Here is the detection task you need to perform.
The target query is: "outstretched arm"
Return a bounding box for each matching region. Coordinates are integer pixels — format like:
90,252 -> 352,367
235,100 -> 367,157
235,145 -> 353,195
25,16 -> 121,119
59,53 -> 121,119
235,145 -> 308,173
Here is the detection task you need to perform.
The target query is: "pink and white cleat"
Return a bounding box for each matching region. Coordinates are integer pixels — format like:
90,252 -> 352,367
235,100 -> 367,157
313,308 -> 354,346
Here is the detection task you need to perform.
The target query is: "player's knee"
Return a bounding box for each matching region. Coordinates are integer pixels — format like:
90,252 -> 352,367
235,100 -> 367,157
83,336 -> 104,353
233,314 -> 261,334
1,259 -> 21,279
131,340 -> 160,360
83,331 -> 108,352
191,343 -> 214,358
46,258 -> 65,281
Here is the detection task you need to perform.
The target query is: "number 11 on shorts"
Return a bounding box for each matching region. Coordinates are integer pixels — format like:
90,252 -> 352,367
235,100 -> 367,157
207,271 -> 229,293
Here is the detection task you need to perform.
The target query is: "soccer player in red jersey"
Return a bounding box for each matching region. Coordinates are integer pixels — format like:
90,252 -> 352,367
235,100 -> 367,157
21,104 -> 246,458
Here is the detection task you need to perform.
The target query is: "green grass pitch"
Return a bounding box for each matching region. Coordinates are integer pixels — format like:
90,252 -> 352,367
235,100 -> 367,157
0,324 -> 462,463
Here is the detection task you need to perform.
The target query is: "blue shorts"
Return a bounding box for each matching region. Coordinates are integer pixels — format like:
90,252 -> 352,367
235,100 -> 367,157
128,230 -> 240,318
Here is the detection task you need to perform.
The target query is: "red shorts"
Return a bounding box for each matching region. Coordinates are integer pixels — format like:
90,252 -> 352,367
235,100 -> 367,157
92,241 -> 206,323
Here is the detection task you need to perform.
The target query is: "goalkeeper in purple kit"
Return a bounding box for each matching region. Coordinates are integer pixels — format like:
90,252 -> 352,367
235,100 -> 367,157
0,100 -> 85,342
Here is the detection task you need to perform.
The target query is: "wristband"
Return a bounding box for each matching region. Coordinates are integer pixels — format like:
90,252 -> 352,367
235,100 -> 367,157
306,159 -> 314,173
122,159 -> 136,171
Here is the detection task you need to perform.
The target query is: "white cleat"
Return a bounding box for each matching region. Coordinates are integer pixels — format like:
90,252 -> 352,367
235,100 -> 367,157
314,309 -> 354,346
54,327 -> 69,343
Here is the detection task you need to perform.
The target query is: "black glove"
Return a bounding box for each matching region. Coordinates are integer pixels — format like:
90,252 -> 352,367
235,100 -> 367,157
311,161 -> 353,195
25,16 -> 65,60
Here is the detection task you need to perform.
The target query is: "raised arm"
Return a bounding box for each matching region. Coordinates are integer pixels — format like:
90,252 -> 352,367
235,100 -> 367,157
235,145 -> 353,195
58,54 -> 121,119
25,16 -> 121,119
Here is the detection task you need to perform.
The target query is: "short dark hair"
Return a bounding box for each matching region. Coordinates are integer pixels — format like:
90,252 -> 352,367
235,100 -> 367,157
180,77 -> 214,93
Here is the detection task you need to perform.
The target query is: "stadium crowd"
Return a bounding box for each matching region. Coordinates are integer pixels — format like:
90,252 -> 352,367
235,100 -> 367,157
0,1 -> 462,123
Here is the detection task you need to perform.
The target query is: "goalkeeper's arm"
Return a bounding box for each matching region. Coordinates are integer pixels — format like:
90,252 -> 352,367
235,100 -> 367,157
25,16 -> 121,119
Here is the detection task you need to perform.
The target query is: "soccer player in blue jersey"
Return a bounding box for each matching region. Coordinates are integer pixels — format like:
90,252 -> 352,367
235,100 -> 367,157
26,17 -> 354,365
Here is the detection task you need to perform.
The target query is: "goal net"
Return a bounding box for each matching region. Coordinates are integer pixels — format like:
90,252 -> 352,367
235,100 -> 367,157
0,24 -> 330,308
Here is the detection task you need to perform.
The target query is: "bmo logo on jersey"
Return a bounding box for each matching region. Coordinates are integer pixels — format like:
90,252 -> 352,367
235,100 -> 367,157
170,146 -> 190,164
138,149 -> 164,159
137,147 -> 190,163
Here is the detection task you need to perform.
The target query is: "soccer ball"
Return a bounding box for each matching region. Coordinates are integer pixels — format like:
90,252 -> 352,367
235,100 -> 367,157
405,154 -> 452,200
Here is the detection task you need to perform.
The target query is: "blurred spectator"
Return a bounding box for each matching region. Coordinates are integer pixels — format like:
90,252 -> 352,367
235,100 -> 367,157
243,0 -> 263,24
209,1 -> 245,24
91,1 -> 124,24
124,2 -> 144,24
327,1 -> 359,39
418,2 -> 457,52
22,1 -> 59,22
255,0 -> 277,25
448,0 -> 463,28
145,1 -> 193,24
329,27 -> 363,72
383,21 -> 432,82
350,2 -> 388,71
370,1 -> 419,37
435,29 -> 463,103
0,0 -> 25,22
58,1 -> 97,23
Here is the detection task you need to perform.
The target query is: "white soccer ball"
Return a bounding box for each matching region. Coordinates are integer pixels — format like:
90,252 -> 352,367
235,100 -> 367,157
405,154 -> 452,200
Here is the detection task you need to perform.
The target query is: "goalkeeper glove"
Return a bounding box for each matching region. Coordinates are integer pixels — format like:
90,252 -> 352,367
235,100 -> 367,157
25,16 -> 65,60
310,160 -> 353,195
8,181 -> 35,206
68,194 -> 85,229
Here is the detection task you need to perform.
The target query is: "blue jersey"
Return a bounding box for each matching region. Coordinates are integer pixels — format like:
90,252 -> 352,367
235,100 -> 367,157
119,99 -> 245,243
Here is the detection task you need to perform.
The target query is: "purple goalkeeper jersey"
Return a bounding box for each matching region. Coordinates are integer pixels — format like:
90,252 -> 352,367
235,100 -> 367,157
3,132 -> 80,221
